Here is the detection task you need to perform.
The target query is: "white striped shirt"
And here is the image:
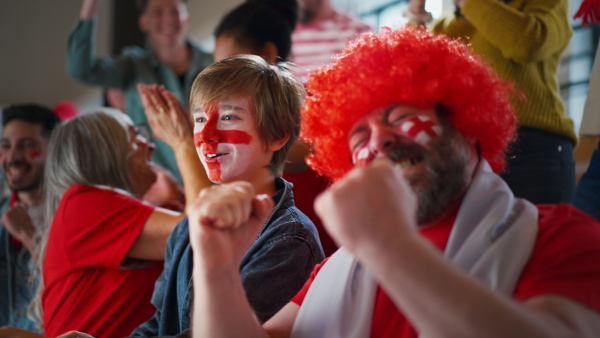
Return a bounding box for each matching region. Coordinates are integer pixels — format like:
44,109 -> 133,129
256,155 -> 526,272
290,10 -> 372,83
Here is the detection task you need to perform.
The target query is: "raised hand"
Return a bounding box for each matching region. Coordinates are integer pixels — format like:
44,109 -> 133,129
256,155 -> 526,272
314,158 -> 418,259
138,83 -> 193,149
188,182 -> 274,271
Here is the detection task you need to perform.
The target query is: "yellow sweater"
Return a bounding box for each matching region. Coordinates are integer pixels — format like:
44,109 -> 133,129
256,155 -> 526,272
433,0 -> 577,145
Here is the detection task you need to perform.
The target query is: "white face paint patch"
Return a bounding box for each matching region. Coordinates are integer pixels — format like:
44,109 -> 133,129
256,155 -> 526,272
400,115 -> 442,145
353,147 -> 370,164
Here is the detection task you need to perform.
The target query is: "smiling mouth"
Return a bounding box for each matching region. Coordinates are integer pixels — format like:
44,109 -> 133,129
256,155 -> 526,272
205,153 -> 226,159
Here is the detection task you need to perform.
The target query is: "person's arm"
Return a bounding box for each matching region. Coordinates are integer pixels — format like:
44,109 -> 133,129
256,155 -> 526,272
314,158 -> 600,338
126,207 -> 184,261
130,220 -> 185,337
138,84 -> 212,212
188,182 -> 289,338
457,0 -> 571,64
79,0 -> 101,20
67,0 -> 132,89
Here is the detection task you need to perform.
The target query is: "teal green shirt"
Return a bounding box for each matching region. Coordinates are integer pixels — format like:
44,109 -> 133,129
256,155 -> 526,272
67,19 -> 213,184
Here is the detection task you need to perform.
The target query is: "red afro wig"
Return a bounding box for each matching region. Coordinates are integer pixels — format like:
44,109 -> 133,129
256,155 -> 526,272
301,27 -> 517,182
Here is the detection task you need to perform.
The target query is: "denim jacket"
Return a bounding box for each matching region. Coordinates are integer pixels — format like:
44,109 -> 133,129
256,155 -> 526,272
131,178 -> 324,337
0,196 -> 40,332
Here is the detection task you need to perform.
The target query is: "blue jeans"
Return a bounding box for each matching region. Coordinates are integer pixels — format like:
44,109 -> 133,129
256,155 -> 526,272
500,127 -> 575,204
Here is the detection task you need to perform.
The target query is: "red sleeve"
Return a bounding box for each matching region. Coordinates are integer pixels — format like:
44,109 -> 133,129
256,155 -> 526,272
291,257 -> 330,305
56,185 -> 155,270
514,204 -> 600,311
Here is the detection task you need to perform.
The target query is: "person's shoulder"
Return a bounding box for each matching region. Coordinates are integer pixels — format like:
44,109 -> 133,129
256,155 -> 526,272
536,203 -> 600,243
537,203 -> 599,227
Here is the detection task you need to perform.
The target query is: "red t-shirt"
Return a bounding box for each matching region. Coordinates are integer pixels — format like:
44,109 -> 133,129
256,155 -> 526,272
292,204 -> 600,338
43,185 -> 161,338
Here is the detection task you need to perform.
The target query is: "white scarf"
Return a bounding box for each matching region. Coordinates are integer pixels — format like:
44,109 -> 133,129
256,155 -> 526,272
291,160 -> 539,338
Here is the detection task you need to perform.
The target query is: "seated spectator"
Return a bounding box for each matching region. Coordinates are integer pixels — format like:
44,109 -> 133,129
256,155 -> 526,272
0,104 -> 59,332
40,109 -> 184,337
187,27 -> 600,338
129,55 -> 324,337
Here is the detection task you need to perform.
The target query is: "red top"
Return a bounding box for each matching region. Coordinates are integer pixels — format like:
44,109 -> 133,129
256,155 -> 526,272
292,204 -> 600,338
43,185 -> 161,338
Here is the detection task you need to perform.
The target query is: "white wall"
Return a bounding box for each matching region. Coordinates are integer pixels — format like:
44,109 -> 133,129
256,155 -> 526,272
0,1 -> 112,110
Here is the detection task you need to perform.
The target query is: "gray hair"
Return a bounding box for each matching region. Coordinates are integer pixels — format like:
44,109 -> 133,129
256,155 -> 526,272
31,108 -> 137,325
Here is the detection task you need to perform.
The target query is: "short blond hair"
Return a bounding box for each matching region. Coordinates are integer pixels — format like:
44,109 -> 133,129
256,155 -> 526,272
190,54 -> 305,176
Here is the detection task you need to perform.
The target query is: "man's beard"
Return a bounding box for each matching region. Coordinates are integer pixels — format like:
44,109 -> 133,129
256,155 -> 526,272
387,124 -> 471,225
10,178 -> 43,193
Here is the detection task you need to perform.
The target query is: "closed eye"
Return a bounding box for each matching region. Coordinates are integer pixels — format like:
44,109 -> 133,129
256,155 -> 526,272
349,132 -> 368,153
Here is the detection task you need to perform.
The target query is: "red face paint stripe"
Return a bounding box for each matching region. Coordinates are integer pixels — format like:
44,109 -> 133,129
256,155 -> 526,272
29,149 -> 42,158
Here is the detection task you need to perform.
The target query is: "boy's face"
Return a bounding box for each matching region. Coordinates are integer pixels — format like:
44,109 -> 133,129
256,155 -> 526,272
192,97 -> 274,184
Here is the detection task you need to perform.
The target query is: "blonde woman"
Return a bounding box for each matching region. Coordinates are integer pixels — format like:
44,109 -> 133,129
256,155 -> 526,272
40,109 -> 184,337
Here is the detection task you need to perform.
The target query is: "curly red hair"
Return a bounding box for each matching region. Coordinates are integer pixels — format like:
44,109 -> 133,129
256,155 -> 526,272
301,27 -> 517,182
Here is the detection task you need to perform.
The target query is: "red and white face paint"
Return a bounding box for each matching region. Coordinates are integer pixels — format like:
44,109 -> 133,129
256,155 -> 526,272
193,97 -> 273,184
399,115 -> 442,145
349,104 -> 442,170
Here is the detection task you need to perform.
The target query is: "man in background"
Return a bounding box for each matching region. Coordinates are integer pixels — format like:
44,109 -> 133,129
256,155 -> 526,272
0,104 -> 59,332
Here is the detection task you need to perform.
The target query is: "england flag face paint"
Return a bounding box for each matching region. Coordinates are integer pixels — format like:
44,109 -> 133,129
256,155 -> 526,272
398,115 -> 442,145
193,97 -> 272,184
349,104 -> 443,168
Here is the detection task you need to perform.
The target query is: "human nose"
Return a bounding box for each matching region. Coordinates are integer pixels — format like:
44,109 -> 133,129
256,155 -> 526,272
197,118 -> 221,144
4,145 -> 23,162
368,125 -> 396,158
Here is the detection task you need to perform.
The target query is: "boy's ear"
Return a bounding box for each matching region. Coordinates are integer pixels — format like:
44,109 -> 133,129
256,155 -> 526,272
268,134 -> 291,152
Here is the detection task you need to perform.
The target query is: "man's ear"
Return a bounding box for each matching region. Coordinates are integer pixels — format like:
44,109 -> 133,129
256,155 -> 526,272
268,134 -> 291,152
139,15 -> 149,33
260,42 -> 279,64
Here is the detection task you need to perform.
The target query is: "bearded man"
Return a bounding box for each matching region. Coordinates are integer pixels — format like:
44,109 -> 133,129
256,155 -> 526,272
0,104 -> 59,332
186,27 -> 600,338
